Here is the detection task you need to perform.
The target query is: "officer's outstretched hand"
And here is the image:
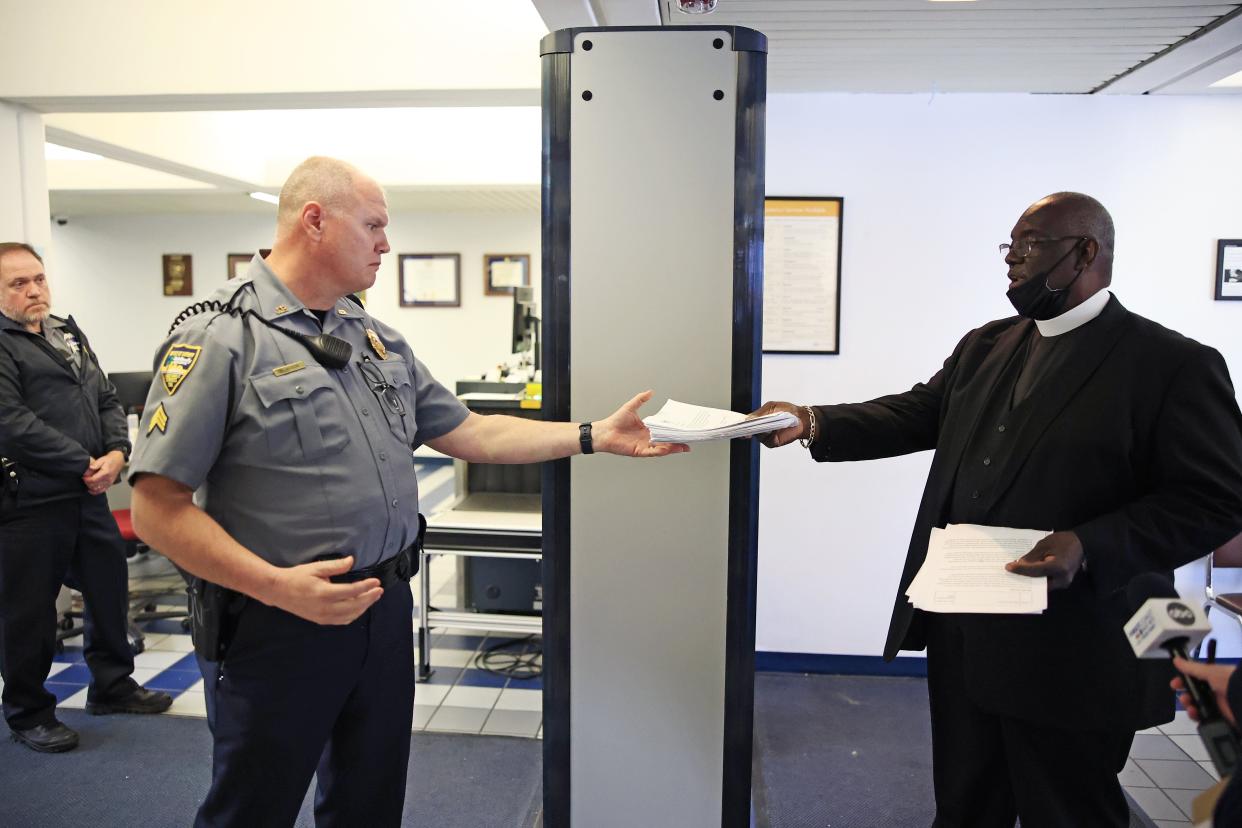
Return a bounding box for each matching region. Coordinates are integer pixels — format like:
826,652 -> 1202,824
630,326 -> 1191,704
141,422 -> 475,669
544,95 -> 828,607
1004,530 -> 1084,590
594,391 -> 690,457
263,556 -> 383,625
748,401 -> 809,449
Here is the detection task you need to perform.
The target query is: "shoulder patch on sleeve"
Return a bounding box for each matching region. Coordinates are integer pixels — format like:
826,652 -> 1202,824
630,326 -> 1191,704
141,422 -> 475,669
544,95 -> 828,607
160,344 -> 202,395
147,402 -> 169,434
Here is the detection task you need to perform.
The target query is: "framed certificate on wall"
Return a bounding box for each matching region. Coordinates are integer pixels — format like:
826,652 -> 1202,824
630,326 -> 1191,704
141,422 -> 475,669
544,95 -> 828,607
762,197 -> 843,354
484,253 -> 530,296
399,253 -> 461,307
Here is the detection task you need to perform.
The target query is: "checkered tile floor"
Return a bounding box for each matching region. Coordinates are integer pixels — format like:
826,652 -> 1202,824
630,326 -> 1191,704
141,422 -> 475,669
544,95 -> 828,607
18,550 -> 543,740
1123,713 -> 1221,826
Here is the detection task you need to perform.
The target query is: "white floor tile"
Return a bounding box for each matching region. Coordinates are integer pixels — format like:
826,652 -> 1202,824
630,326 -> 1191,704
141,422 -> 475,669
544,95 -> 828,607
1119,759 -> 1154,788
1135,759 -> 1216,791
1132,733 -> 1195,761
412,683 -> 451,707
59,687 -> 89,710
1125,786 -> 1184,821
167,691 -> 207,718
1162,788 -> 1202,822
425,705 -> 489,734
429,649 -> 476,669
149,634 -> 195,653
443,685 -> 502,710
494,688 -> 542,712
133,650 -> 191,670
481,709 -> 541,738
46,662 -> 73,679
1199,760 -> 1220,781
1168,734 -> 1209,763
1157,711 -> 1198,736
412,704 -> 437,730
129,666 -> 161,685
139,633 -> 170,650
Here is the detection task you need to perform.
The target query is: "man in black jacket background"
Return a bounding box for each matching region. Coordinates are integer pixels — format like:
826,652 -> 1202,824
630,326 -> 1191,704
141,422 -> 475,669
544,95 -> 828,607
0,242 -> 171,753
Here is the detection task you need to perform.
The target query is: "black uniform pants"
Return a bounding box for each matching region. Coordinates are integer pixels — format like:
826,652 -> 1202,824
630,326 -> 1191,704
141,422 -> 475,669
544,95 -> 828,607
195,580 -> 415,828
0,493 -> 136,730
926,615 -> 1134,828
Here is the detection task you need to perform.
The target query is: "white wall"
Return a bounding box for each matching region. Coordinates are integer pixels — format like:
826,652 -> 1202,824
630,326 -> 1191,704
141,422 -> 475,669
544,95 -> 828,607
39,91 -> 1242,659
46,210 -> 540,389
757,93 -> 1242,658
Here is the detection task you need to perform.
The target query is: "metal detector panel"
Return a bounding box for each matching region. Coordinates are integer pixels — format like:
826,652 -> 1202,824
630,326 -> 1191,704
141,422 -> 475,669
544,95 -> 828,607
542,25 -> 767,828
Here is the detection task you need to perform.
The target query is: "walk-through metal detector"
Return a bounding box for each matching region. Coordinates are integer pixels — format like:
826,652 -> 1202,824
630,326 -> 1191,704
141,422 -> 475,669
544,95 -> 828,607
540,25 -> 767,828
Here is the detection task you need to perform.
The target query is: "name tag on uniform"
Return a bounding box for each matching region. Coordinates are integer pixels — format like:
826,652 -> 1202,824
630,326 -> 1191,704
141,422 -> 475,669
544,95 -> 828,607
272,361 -> 306,377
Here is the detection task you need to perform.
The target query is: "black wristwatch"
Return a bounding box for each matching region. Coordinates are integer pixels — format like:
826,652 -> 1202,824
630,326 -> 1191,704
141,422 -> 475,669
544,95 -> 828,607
579,422 -> 594,455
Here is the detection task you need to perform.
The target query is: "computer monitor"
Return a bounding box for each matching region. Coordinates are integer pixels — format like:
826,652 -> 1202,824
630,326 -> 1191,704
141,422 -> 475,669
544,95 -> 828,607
511,286 -> 539,366
108,371 -> 154,415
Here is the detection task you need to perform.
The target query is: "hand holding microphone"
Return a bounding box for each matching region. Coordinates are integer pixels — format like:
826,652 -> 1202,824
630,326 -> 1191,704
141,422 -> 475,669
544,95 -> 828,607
1125,572 -> 1240,777
1171,657 -> 1236,729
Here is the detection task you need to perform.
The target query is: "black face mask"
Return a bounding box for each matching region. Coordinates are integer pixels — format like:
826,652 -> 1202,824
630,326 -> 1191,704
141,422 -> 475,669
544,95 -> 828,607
1006,240 -> 1085,320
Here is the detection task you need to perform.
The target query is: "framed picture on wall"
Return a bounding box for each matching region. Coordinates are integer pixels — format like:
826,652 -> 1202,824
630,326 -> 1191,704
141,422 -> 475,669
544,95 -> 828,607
762,196 -> 844,354
162,254 -> 193,296
227,253 -> 251,281
399,253 -> 461,307
484,253 -> 531,296
1216,239 -> 1242,301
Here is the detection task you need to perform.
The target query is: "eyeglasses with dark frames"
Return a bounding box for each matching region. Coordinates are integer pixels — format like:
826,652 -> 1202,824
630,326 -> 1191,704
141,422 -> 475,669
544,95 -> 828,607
998,236 -> 1087,259
357,357 -> 406,417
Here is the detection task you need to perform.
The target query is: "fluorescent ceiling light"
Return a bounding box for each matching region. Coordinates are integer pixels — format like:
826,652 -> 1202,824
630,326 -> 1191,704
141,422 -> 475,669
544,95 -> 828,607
45,142 -> 102,161
249,192 -> 279,205
1210,69 -> 1242,88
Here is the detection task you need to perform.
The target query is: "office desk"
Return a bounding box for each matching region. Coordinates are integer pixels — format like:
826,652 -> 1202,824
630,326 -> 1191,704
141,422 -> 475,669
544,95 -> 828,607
417,493 -> 541,681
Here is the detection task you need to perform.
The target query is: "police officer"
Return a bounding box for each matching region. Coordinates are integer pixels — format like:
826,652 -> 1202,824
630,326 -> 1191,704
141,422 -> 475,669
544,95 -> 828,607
0,242 -> 172,754
129,156 -> 686,827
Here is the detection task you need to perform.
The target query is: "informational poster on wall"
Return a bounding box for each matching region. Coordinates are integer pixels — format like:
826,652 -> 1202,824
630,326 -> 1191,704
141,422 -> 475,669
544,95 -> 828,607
763,197 -> 843,354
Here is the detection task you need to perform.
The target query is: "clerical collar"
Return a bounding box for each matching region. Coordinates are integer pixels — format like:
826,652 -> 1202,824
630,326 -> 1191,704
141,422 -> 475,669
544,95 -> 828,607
1035,289 -> 1111,337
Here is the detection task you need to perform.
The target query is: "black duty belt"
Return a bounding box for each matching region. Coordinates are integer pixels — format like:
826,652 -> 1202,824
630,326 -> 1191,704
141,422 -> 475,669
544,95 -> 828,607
330,543 -> 417,589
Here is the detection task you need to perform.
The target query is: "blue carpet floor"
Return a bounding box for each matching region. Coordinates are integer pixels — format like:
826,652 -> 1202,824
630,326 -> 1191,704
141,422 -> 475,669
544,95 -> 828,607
0,709 -> 540,827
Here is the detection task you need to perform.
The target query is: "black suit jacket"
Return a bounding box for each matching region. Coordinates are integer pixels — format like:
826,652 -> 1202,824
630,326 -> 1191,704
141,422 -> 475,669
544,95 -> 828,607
812,295 -> 1242,732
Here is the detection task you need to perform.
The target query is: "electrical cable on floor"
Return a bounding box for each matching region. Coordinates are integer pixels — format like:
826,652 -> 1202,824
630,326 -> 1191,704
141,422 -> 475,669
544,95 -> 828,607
475,634 -> 543,681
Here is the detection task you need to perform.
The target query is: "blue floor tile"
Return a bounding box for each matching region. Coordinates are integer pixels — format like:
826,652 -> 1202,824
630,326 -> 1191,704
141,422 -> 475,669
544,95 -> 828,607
50,663 -> 93,685
455,668 -> 509,689
144,669 -> 202,693
52,647 -> 85,664
435,634 -> 485,651
422,666 -> 462,686
46,682 -> 86,703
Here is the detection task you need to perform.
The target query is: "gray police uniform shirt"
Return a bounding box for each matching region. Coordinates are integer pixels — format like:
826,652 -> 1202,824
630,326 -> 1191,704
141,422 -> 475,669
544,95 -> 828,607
128,256 -> 469,570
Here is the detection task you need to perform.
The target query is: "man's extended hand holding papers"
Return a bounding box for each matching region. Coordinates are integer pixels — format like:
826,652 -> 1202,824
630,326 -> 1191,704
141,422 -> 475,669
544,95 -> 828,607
907,523 -> 1050,614
644,399 -> 799,443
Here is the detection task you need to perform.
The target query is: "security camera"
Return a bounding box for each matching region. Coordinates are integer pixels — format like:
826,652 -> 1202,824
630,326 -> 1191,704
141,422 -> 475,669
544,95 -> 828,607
676,0 -> 718,13
53,215 -> 68,226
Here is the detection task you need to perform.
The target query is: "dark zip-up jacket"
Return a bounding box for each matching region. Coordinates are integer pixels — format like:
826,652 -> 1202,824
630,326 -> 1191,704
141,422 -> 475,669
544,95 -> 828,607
0,312 -> 130,506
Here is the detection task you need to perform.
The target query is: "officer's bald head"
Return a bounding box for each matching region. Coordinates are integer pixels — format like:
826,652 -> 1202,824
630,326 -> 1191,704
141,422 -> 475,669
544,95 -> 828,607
277,157 -> 376,232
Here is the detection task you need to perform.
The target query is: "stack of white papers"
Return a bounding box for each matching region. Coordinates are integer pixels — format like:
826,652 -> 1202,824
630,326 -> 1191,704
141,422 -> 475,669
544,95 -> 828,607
906,523 -> 1050,614
643,399 -> 800,444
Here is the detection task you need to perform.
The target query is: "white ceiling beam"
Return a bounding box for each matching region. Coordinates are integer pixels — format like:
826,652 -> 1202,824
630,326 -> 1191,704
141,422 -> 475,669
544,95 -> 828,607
7,89 -> 541,116
1097,7 -> 1242,92
531,0 -> 598,30
44,127 -> 261,193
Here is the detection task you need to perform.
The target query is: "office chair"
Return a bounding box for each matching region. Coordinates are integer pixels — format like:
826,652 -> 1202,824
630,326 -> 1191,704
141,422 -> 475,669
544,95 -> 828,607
1203,531 -> 1242,638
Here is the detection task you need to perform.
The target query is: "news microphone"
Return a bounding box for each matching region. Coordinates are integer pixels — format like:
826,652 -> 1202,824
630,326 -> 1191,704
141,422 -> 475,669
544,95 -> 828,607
1125,573 -> 1239,776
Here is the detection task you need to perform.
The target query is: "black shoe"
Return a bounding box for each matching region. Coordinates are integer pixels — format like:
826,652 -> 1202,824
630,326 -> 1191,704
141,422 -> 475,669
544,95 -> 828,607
10,721 -> 79,753
85,686 -> 173,716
